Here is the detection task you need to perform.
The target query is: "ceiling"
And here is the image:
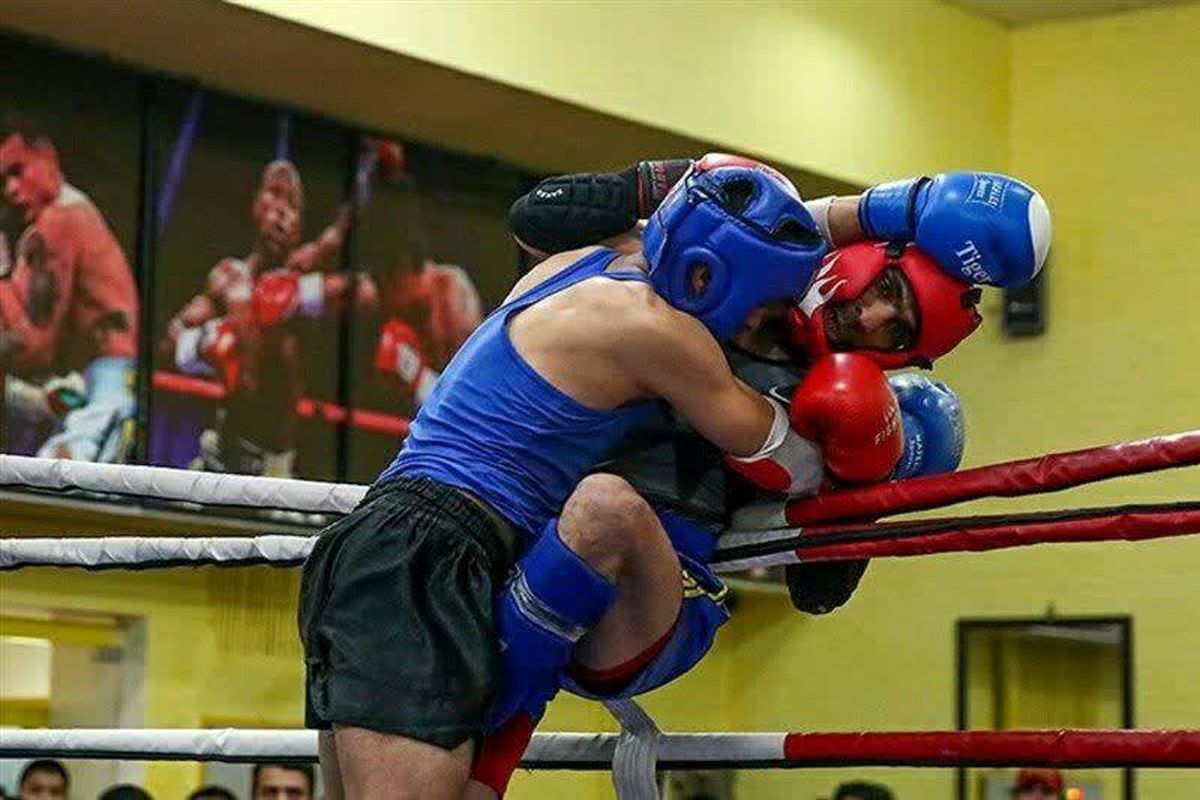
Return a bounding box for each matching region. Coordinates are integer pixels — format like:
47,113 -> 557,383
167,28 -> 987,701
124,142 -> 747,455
945,0 -> 1193,26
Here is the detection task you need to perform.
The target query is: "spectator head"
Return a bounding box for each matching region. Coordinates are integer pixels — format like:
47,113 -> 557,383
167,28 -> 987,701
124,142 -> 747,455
1013,768 -> 1064,800
834,781 -> 896,800
18,760 -> 69,800
96,786 -> 152,800
187,787 -> 236,800
0,115 -> 64,224
250,764 -> 312,800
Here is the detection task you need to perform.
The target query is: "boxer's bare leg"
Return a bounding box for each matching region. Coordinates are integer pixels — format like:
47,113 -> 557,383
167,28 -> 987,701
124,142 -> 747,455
559,473 -> 684,669
318,730 -> 345,800
460,781 -> 496,800
334,725 -> 472,800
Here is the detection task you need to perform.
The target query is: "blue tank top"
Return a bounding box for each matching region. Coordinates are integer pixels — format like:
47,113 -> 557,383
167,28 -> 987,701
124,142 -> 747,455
381,248 -> 658,540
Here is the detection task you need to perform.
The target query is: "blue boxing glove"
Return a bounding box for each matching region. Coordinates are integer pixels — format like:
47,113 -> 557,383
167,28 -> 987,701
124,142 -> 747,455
889,373 -> 965,479
859,172 -> 1051,288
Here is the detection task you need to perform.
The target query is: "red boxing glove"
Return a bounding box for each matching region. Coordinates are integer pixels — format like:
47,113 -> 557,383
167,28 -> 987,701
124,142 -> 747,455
374,318 -> 439,404
174,318 -> 240,391
252,269 -> 325,326
789,354 -> 903,484
201,319 -> 240,392
372,138 -> 406,179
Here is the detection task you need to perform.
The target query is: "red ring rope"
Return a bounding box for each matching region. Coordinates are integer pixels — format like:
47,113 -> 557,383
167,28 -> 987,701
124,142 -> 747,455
785,430 -> 1200,525
152,370 -> 410,437
780,729 -> 1200,767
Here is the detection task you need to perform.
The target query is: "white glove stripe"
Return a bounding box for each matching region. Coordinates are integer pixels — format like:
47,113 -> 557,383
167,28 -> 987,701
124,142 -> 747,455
730,397 -> 791,462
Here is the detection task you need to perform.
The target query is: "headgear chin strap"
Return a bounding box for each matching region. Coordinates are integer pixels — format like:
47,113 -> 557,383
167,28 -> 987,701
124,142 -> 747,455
642,154 -> 827,341
788,240 -> 982,369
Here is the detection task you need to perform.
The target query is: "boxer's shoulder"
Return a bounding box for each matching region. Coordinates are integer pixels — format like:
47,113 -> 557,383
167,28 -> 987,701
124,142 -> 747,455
504,245 -> 608,303
553,269 -> 668,341
38,184 -> 101,230
52,183 -> 92,211
30,201 -> 77,241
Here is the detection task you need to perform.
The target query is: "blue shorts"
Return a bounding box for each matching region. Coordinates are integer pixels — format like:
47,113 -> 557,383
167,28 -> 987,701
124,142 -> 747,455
559,511 -> 731,700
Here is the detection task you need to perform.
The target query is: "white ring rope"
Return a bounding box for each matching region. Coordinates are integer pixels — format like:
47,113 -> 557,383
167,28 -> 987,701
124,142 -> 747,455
0,537 -> 314,570
5,457 -> 1196,574
0,450 -> 802,573
0,457 -> 805,539
0,455 -> 367,514
0,728 -> 776,768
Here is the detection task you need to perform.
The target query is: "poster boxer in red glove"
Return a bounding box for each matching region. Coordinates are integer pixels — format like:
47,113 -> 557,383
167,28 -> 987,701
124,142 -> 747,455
1,116 -> 138,462
162,158 -> 375,476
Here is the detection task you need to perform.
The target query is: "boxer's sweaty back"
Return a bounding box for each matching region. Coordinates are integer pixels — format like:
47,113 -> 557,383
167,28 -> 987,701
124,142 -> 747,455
381,248 -> 657,541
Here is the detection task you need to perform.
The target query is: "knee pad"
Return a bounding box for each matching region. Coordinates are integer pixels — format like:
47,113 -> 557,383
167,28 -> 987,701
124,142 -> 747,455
510,517 -> 616,638
491,518 -> 616,727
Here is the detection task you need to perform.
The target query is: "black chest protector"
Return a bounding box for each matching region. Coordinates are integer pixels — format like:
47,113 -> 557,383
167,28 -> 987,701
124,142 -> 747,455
597,345 -> 804,528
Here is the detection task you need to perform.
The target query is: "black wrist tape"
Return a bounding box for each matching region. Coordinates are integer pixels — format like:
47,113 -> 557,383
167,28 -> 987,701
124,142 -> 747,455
633,159 -> 692,216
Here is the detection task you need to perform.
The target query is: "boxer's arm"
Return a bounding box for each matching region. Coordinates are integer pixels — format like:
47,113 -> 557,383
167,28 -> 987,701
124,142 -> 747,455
0,219 -> 79,372
503,246 -> 608,304
373,317 -> 439,405
316,271 -> 379,316
166,294 -> 217,338
724,355 -> 903,495
160,292 -> 218,367
287,205 -> 352,273
629,309 -> 775,458
165,254 -> 248,346
803,195 -> 866,246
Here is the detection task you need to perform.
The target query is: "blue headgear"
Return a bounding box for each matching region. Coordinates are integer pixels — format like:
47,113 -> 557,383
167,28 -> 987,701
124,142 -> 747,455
642,157 -> 828,340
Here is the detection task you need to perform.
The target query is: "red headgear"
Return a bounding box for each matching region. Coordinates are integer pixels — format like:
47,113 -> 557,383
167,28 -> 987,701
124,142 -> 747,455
787,240 -> 982,369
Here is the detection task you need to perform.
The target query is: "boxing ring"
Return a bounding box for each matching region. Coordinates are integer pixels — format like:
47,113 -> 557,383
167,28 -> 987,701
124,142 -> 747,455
2,430 -> 1199,797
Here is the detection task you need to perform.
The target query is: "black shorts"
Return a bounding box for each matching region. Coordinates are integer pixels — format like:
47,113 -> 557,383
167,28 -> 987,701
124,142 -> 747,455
298,476 -> 512,749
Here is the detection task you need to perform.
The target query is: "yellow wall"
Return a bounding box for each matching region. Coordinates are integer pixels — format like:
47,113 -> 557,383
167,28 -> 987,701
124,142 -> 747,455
3,3 -> 1200,799
717,5 -> 1200,800
0,569 -> 302,798
225,0 -> 1010,185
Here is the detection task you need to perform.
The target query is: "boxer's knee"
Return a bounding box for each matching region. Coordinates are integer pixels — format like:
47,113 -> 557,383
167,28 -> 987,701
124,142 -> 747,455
559,473 -> 659,579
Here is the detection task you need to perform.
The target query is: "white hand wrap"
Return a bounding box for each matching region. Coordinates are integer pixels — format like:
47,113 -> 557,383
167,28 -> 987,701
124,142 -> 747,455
297,272 -> 325,318
727,398 -> 825,496
174,324 -> 214,376
803,196 -> 836,244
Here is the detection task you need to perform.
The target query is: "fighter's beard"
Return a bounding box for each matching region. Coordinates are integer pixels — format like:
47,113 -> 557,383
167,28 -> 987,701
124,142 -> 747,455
823,304 -> 860,351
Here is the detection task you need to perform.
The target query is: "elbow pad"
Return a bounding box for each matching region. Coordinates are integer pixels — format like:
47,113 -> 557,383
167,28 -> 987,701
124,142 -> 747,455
508,159 -> 691,254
